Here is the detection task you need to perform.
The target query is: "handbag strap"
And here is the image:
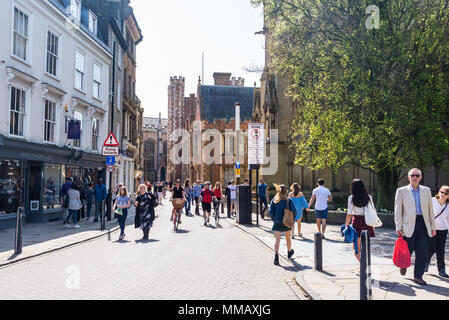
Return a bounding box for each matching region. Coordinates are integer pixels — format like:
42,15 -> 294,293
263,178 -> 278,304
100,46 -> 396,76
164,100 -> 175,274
435,203 -> 448,220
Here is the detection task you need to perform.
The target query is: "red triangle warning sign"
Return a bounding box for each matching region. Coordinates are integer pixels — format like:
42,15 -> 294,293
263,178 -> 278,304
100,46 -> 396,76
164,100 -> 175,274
103,132 -> 119,146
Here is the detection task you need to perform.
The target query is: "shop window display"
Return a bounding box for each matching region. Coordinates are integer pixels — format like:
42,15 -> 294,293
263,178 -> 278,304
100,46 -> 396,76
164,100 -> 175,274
0,159 -> 22,215
43,164 -> 62,209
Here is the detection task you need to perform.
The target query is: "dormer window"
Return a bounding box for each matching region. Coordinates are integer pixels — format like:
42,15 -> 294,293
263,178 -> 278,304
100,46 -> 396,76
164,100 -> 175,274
88,10 -> 97,35
70,0 -> 81,21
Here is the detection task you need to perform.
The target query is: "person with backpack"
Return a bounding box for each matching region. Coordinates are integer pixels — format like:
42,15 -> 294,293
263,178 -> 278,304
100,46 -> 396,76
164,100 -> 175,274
344,179 -> 376,262
200,182 -> 214,226
269,184 -> 297,265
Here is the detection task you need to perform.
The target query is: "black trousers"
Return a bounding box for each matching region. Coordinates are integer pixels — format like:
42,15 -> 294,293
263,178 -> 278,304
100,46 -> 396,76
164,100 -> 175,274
404,216 -> 429,279
426,229 -> 448,271
259,197 -> 268,219
227,199 -> 231,218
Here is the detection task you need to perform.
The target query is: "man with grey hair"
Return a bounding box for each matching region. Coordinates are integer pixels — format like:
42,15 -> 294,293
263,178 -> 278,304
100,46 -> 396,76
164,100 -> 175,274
394,168 -> 436,285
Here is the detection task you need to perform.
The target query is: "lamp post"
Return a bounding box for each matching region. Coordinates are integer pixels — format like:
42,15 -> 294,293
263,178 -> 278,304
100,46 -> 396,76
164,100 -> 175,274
235,102 -> 240,185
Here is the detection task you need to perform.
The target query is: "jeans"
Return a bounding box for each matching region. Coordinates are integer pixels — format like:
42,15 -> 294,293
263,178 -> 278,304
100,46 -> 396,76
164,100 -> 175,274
86,201 -> 92,218
184,194 -> 191,214
404,216 -> 429,279
95,201 -> 103,220
117,208 -> 128,236
259,196 -> 268,218
67,209 -> 78,224
426,229 -> 448,271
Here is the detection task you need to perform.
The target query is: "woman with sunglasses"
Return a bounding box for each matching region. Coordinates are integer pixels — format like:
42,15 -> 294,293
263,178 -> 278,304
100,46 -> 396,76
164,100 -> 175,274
171,179 -> 186,225
425,185 -> 449,277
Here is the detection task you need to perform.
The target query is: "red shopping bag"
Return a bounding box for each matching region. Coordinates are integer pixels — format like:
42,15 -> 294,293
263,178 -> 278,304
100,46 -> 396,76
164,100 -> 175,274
393,235 -> 411,268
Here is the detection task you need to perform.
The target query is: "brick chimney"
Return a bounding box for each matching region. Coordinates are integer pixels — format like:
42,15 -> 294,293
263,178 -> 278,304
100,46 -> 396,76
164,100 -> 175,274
213,72 -> 232,86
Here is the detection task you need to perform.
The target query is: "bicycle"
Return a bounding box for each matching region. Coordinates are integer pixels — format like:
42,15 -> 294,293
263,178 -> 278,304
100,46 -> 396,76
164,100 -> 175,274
171,199 -> 185,231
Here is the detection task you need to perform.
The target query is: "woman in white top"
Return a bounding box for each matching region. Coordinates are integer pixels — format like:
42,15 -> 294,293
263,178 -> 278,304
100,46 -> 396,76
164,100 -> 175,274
66,183 -> 82,228
425,185 -> 449,278
344,179 -> 376,262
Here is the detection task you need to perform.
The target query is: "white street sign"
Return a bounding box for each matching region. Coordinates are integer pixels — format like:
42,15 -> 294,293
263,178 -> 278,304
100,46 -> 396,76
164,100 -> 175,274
248,123 -> 264,165
102,146 -> 119,156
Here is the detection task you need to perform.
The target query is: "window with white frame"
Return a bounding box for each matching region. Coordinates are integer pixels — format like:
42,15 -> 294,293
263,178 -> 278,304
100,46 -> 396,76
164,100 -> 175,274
93,64 -> 101,99
13,7 -> 29,61
75,51 -> 85,91
91,118 -> 99,150
46,31 -> 59,76
44,100 -> 56,142
9,87 -> 26,137
70,0 -> 81,21
73,110 -> 83,147
88,11 -> 97,35
117,80 -> 121,110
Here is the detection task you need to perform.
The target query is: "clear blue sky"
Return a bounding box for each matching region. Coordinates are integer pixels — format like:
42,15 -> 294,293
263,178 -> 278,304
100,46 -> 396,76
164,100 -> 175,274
131,0 -> 265,119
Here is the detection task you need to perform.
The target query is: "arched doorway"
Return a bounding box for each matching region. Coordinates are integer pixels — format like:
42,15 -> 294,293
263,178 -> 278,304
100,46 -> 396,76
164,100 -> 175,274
159,166 -> 166,182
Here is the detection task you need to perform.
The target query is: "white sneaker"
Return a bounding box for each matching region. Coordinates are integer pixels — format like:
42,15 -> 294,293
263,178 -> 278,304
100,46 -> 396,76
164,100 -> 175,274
64,223 -> 71,228
73,224 -> 80,228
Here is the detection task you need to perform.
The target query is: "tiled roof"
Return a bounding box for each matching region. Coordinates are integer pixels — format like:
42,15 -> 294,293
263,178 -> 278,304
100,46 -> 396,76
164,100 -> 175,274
143,117 -> 168,131
200,85 -> 254,123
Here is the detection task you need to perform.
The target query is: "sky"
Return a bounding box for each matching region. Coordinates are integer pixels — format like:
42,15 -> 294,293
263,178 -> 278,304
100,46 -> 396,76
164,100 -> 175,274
131,0 -> 265,119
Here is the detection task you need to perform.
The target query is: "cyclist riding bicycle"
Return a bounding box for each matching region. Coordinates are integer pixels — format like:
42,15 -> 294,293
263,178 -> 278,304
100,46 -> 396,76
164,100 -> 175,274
200,181 -> 215,226
171,179 -> 186,225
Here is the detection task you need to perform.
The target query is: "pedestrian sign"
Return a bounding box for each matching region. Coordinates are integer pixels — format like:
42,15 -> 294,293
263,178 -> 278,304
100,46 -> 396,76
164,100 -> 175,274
105,156 -> 115,166
235,162 -> 240,169
103,132 -> 119,146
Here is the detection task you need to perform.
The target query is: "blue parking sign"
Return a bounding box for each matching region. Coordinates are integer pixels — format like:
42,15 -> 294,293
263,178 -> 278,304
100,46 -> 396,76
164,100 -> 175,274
106,156 -> 115,166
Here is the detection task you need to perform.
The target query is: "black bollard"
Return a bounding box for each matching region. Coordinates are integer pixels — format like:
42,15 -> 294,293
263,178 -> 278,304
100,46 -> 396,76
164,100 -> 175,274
360,230 -> 372,300
101,200 -> 105,231
14,207 -> 24,254
314,232 -> 322,271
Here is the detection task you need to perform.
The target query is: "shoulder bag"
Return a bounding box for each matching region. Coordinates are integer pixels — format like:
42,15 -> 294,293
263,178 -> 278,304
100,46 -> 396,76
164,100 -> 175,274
435,203 -> 448,220
364,199 -> 382,228
282,198 -> 294,229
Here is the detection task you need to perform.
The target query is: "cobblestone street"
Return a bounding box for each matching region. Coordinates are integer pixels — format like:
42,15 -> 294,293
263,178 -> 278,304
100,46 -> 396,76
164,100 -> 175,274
0,198 -> 302,300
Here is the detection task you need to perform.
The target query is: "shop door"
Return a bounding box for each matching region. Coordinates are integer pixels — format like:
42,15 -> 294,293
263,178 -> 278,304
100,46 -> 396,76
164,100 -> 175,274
28,164 -> 43,212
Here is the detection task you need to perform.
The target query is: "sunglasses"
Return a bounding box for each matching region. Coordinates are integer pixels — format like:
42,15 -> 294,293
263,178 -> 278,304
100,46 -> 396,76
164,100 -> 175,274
410,174 -> 421,178
440,191 -> 449,195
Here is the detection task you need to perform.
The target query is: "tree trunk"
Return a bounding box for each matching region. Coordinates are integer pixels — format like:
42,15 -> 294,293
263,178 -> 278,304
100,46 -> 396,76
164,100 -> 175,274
376,168 -> 400,211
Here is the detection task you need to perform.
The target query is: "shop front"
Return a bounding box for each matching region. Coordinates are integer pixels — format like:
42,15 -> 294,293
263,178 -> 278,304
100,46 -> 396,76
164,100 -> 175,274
0,135 -> 106,228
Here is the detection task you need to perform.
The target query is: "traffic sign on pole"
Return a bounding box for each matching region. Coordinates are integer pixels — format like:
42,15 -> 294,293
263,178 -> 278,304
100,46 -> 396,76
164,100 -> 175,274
235,168 -> 241,177
235,161 -> 240,169
248,123 -> 264,165
103,132 -> 119,146
106,165 -> 114,172
102,146 -> 119,156
105,156 -> 115,166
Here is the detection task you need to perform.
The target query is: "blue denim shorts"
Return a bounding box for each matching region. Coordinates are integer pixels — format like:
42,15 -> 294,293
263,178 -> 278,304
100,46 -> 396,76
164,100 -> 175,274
315,208 -> 328,219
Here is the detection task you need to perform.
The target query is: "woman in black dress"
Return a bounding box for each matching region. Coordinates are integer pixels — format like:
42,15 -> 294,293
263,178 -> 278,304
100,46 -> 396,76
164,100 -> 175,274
134,184 -> 158,240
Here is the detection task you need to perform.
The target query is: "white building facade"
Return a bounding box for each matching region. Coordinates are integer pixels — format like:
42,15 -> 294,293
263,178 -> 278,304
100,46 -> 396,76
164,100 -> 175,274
0,0 -> 112,225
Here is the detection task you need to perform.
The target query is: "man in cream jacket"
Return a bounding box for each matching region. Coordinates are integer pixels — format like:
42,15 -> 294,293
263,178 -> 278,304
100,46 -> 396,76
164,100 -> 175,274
394,168 -> 436,285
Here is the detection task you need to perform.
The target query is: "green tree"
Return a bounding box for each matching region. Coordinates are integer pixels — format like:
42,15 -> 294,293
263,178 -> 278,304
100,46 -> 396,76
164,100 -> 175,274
252,0 -> 449,210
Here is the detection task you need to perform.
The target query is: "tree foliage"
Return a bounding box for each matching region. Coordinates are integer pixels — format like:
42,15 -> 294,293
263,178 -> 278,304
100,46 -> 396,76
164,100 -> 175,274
252,0 -> 449,209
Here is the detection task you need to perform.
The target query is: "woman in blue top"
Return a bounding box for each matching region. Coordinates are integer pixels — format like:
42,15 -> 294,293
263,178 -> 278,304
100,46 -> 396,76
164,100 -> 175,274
269,184 -> 297,265
114,186 -> 131,240
289,183 -> 309,239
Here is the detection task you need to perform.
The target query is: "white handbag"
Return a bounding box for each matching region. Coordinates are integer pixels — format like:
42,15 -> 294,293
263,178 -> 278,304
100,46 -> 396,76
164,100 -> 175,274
364,199 -> 382,228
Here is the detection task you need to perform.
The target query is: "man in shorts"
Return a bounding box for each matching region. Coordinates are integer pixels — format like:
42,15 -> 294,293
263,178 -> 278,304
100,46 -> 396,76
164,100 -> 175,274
308,179 -> 332,239
200,182 -> 214,226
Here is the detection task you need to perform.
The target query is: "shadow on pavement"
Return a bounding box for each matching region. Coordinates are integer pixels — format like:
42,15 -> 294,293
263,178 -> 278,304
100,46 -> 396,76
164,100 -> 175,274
174,229 -> 190,234
135,239 -> 160,243
385,281 -> 417,296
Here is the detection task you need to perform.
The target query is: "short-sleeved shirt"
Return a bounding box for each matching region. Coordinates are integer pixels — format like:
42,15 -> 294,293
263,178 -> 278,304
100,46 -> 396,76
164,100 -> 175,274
348,195 -> 373,216
193,184 -> 202,197
258,183 -> 267,198
312,186 -> 331,210
229,185 -> 237,200
433,197 -> 449,230
116,196 -> 131,207
173,186 -> 184,199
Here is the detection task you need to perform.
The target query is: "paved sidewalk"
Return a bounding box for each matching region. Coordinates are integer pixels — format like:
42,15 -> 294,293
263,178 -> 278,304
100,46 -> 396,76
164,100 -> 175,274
232,213 -> 449,300
0,208 -> 137,267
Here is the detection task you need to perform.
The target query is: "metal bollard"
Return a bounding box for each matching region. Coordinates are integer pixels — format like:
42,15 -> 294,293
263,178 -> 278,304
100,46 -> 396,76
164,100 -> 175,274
314,232 -> 322,271
360,230 -> 372,300
14,207 -> 24,254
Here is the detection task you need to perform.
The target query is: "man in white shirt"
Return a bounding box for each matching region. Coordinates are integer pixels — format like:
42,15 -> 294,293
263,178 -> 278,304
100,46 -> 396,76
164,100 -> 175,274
308,179 -> 332,239
229,180 -> 237,216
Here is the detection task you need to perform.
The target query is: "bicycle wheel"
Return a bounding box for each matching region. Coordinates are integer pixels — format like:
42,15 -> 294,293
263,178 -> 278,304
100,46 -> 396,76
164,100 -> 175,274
215,210 -> 219,226
174,210 -> 179,231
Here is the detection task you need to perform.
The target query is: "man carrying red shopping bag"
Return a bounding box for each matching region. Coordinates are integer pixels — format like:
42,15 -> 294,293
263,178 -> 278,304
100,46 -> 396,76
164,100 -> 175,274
394,168 -> 436,285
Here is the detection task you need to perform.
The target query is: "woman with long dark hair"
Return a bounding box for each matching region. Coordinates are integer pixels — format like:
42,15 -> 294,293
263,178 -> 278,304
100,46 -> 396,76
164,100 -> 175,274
344,179 -> 376,262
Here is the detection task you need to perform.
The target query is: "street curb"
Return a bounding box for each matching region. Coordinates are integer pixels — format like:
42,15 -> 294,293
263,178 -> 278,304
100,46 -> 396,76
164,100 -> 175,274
230,219 -> 315,300
0,224 -> 122,268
